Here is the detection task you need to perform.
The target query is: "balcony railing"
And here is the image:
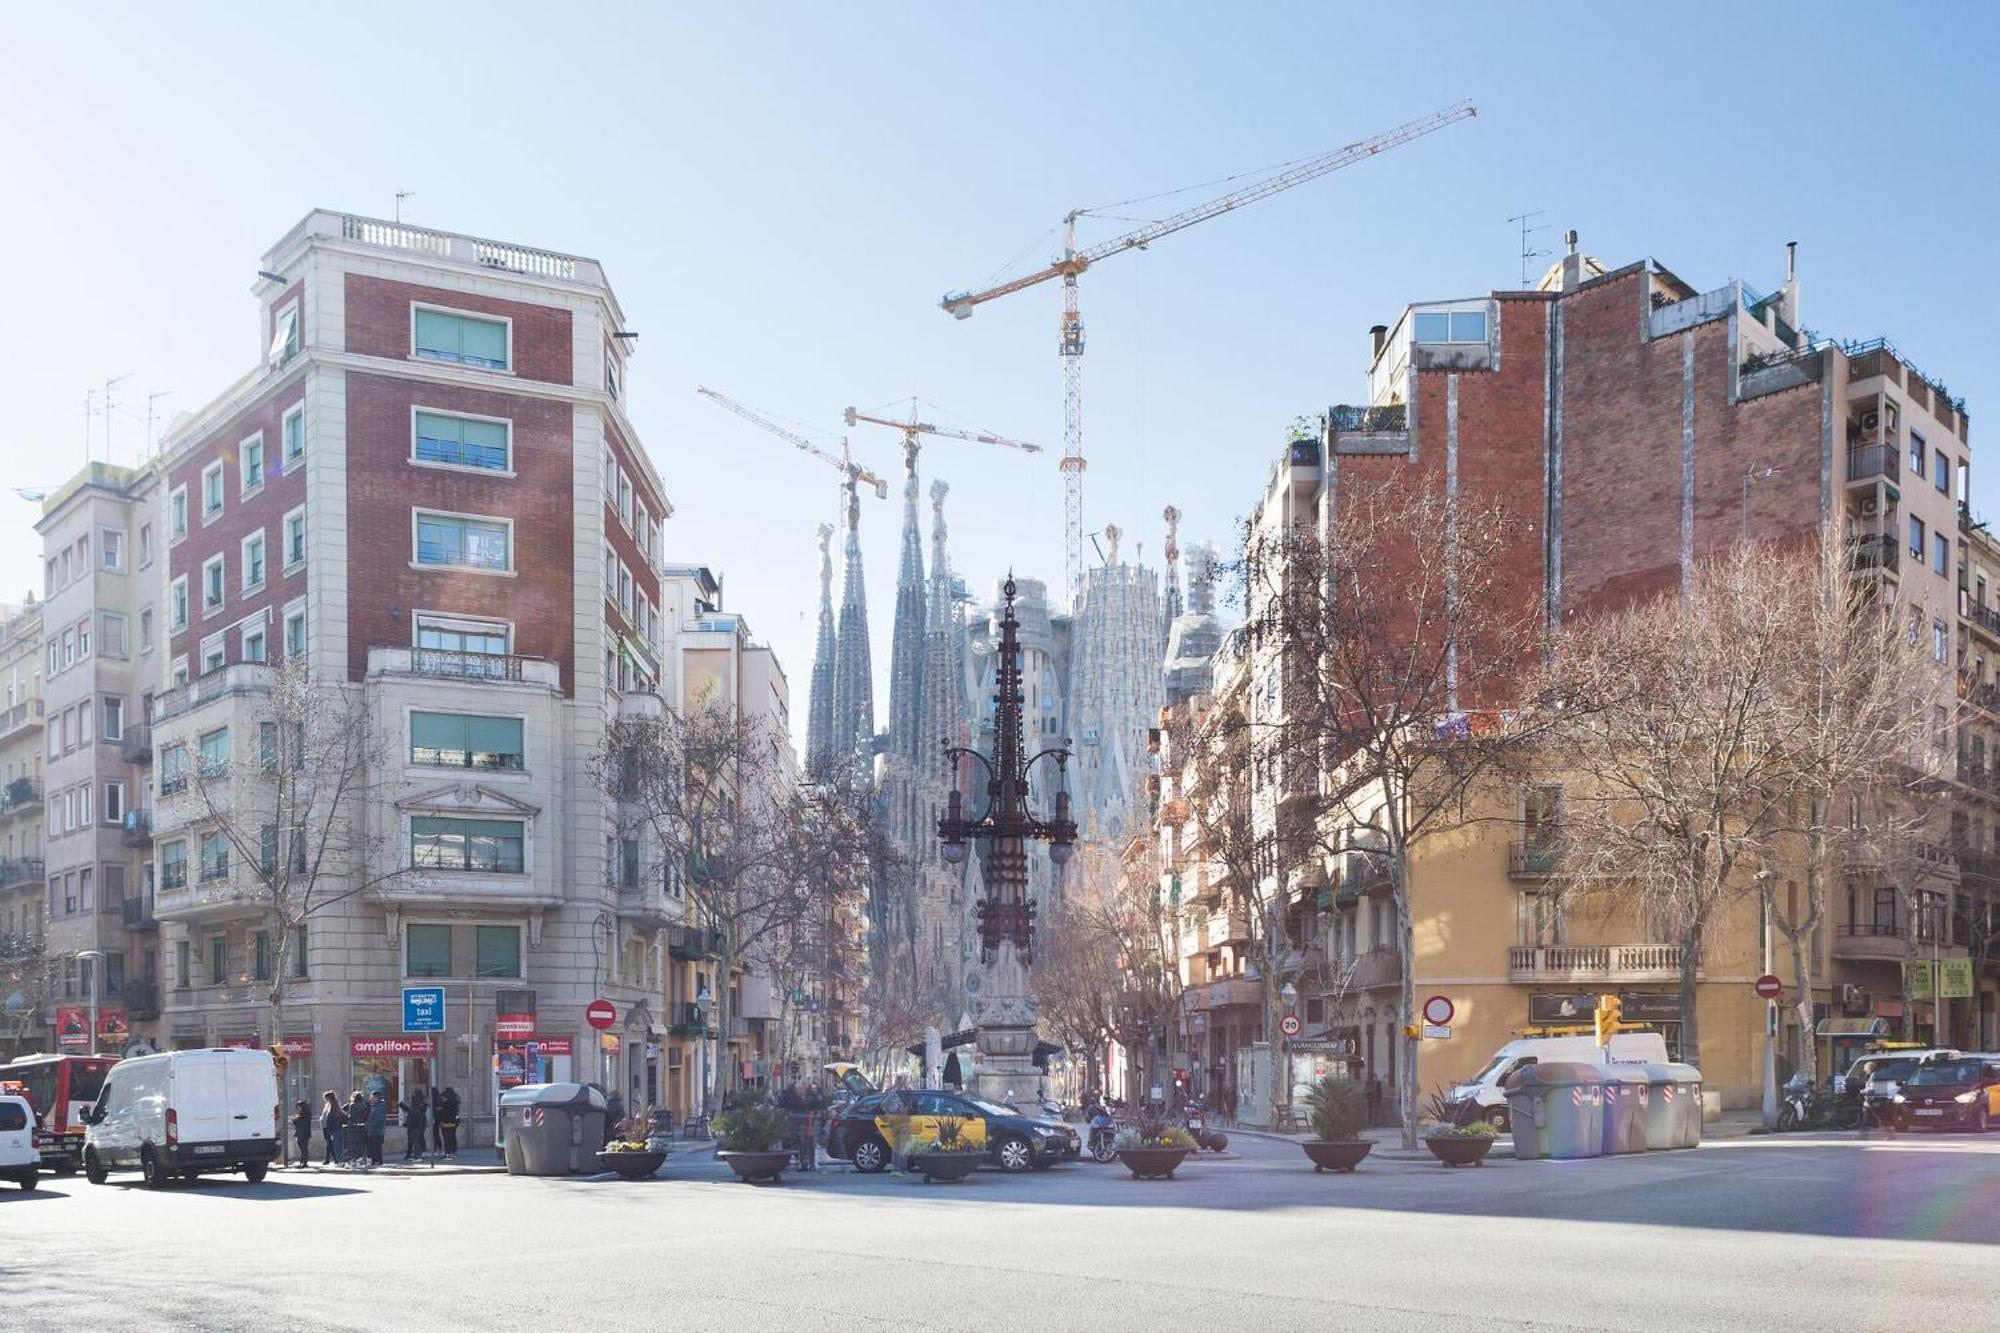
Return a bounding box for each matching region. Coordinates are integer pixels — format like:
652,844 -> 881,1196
1967,604 -> 2000,642
155,663 -> 275,723
0,930 -> 42,963
122,894 -> 158,929
0,697 -> 42,740
1508,841 -> 1561,879
0,856 -> 45,888
1845,443 -> 1901,484
1508,943 -> 1687,983
669,925 -> 724,961
1847,534 -> 1900,576
366,646 -> 561,690
1,777 -> 42,813
119,724 -> 152,764
1336,945 -> 1403,991
121,809 -> 154,846
123,980 -> 159,1021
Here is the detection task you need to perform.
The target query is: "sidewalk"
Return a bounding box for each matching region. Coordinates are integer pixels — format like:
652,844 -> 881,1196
1226,1109 -> 1769,1159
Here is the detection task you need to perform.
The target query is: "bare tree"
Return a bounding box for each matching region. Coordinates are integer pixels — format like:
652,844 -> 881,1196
171,661 -> 403,1046
1,933 -> 58,1058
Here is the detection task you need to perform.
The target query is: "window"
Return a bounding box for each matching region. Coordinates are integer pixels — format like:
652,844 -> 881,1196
241,533 -> 266,590
240,434 -> 265,493
412,307 -> 508,370
414,512 -> 510,572
198,727 -> 229,776
202,554 -> 225,614
102,529 -> 124,571
243,624 -> 267,664
168,487 -> 188,542
1935,619 -> 1949,663
160,745 -> 189,796
411,816 -> 526,873
413,411 -> 511,471
138,522 -> 153,567
283,507 -> 306,567
104,781 -> 123,824
284,605 -> 307,659
1910,430 -> 1926,477
1413,308 -> 1488,343
292,924 -> 308,979
201,638 -> 225,675
1934,533 -> 1949,576
475,926 -> 521,978
415,614 -> 507,657
1910,515 -> 1926,559
617,471 -> 633,527
202,461 -> 225,520
259,721 -> 279,771
1937,451 -> 1953,493
199,830 -> 229,881
410,712 -> 525,770
101,696 -> 123,741
99,613 -> 125,659
175,939 -> 191,989
406,923 -> 453,978
169,576 -> 188,631
140,609 -> 154,654
270,302 -> 300,363
252,931 -> 271,982
76,618 -> 90,660
282,403 -> 304,462
209,934 -> 227,986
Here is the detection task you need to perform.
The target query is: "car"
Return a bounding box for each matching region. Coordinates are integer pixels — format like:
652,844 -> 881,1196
82,1048 -> 281,1187
835,1089 -> 1079,1174
1,1093 -> 39,1191
824,1092 -> 888,1163
1889,1057 -> 2000,1132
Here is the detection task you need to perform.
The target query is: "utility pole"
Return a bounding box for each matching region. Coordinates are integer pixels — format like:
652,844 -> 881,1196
1759,876 -> 1777,1129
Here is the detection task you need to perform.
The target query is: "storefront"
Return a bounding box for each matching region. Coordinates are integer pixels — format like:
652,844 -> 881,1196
350,1035 -> 438,1121
1529,990 -> 1684,1061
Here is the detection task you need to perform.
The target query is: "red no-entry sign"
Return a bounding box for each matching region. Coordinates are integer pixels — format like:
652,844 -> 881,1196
1753,974 -> 1782,1000
585,998 -> 618,1030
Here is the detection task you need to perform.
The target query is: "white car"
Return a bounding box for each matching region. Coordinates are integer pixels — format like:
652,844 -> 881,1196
82,1048 -> 281,1188
1,1093 -> 38,1190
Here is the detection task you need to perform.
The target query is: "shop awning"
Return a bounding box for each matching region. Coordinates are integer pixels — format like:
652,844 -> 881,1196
1815,1017 -> 1890,1038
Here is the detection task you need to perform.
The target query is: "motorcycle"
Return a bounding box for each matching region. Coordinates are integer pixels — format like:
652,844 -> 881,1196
1776,1075 -> 1860,1131
1086,1107 -> 1118,1163
1183,1098 -> 1228,1153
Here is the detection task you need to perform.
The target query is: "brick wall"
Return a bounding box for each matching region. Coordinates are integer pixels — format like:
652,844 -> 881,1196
343,274 -> 574,386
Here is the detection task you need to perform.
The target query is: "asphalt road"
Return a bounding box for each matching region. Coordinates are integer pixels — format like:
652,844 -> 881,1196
5,1128 -> 1997,1332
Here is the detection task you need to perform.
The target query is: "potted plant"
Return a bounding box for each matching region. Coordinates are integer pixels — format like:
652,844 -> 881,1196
1422,1119 -> 1499,1167
713,1093 -> 794,1183
595,1110 -> 668,1181
1300,1075 -> 1372,1173
1114,1110 -> 1197,1180
908,1115 -> 984,1183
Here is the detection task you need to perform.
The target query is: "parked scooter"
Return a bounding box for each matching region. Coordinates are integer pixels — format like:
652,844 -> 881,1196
1086,1103 -> 1118,1163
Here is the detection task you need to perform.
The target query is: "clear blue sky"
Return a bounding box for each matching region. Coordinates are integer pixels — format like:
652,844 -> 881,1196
4,2 -> 1996,743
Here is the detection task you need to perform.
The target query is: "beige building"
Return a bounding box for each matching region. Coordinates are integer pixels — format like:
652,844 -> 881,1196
0,596 -> 48,1060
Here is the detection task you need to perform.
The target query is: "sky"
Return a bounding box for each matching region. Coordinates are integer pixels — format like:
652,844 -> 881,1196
3,2 -> 1997,752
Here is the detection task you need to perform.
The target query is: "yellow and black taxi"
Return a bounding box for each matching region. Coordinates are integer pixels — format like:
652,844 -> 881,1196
831,1089 -> 1078,1173
1887,1056 -> 2000,1132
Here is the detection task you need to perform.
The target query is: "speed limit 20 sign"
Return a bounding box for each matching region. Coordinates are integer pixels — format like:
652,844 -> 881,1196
1278,1014 -> 1302,1038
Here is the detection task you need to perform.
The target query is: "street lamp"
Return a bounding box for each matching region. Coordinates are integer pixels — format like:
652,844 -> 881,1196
77,949 -> 105,1057
937,578 -> 1078,964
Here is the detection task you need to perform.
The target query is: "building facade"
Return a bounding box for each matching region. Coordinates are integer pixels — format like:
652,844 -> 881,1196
0,597 -> 48,1060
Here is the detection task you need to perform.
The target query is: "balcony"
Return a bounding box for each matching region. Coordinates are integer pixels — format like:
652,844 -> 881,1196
366,647 -> 561,691
1203,912 -> 1249,951
0,777 -> 42,818
1327,402 -> 1410,456
119,724 -> 152,764
0,931 -> 42,963
1335,945 -> 1403,991
155,874 -> 263,925
1507,943 -> 1688,984
122,894 -> 158,930
121,809 -> 154,847
1967,604 -> 2000,645
669,925 -> 724,961
1508,841 -> 1561,879
616,882 -> 677,929
1844,444 -> 1901,486
156,663 -> 275,723
666,1000 -> 714,1039
0,697 -> 42,743
1847,534 -> 1900,577
0,856 -> 45,889
1182,975 -> 1263,1010
616,690 -> 666,721
1833,924 -> 1910,962
122,980 -> 159,1021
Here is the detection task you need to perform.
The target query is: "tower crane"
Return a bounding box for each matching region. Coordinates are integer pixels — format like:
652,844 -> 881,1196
697,386 -> 889,500
842,402 -> 1044,456
939,100 -> 1476,605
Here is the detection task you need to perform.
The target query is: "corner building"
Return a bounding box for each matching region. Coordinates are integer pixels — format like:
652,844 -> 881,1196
154,212 -> 674,1143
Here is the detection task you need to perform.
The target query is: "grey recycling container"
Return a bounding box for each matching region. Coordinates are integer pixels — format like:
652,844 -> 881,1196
1599,1065 -> 1650,1155
1503,1062 -> 1606,1160
498,1083 -> 609,1175
1639,1063 -> 1703,1150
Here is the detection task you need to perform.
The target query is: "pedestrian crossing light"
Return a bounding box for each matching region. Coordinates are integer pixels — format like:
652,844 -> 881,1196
1593,994 -> 1622,1046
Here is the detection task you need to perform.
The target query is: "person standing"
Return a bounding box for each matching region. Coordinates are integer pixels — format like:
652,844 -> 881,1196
1365,1072 -> 1384,1128
366,1090 -> 388,1166
437,1087 -> 460,1160
801,1083 -> 825,1173
290,1100 -> 313,1169
430,1087 -> 447,1155
320,1091 -> 347,1165
401,1089 -> 429,1161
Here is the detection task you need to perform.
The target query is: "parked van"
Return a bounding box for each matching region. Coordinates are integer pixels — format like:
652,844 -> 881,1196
1,1092 -> 38,1190
81,1048 -> 280,1188
1444,1033 -> 1671,1130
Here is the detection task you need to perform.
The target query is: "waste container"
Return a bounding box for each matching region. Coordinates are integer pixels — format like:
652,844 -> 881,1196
1599,1065 -> 1650,1155
1503,1062 -> 1606,1160
497,1083 -> 609,1175
1639,1063 -> 1703,1150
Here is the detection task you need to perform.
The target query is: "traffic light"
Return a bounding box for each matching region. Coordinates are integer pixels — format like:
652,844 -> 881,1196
1593,994 -> 1622,1046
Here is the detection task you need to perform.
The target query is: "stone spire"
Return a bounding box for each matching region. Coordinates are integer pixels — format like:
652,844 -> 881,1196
805,522 -> 837,776
886,436 -> 928,832
920,479 -> 965,784
1160,505 -> 1184,651
830,479 -> 875,782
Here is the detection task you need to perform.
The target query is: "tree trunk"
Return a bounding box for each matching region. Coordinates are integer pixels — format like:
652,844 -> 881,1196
1677,916 -> 1702,1071
714,939 -> 736,1098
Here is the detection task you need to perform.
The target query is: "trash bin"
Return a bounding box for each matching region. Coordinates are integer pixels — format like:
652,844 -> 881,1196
1639,1063 -> 1703,1150
1599,1065 -> 1650,1155
497,1083 -> 609,1175
1503,1063 -> 1605,1160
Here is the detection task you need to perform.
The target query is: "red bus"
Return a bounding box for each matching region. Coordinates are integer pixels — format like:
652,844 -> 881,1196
0,1053 -> 117,1173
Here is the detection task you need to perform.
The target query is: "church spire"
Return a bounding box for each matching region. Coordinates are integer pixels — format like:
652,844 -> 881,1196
830,477 -> 875,782
805,522 -> 837,777
886,436 -> 928,818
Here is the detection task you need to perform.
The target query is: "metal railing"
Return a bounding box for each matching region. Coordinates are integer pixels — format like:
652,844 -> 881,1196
121,809 -> 154,846
1847,534 -> 1900,575
1508,841 -> 1560,878
119,724 -> 152,763
1845,444 -> 1900,484
122,894 -> 157,929
0,856 -> 45,887
1,778 -> 42,812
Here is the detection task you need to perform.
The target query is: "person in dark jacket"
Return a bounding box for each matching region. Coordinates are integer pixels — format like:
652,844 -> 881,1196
366,1091 -> 388,1165
401,1089 -> 429,1161
320,1091 -> 347,1165
436,1087 -> 461,1159
429,1087 -> 447,1154
291,1100 -> 313,1168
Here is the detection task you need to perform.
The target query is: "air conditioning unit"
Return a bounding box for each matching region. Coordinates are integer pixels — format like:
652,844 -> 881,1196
1861,410 -> 1882,433
1859,496 -> 1880,518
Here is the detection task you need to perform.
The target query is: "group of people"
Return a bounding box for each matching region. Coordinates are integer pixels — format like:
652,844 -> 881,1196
774,1081 -> 827,1172
291,1086 -> 462,1168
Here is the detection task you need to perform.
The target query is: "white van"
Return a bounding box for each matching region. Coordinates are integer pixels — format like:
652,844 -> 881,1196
1444,1033 -> 1672,1130
81,1048 -> 281,1188
1,1093 -> 38,1190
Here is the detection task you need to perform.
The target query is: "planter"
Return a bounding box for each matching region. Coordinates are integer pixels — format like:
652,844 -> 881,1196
595,1149 -> 666,1181
1423,1135 -> 1495,1168
911,1150 -> 984,1183
1116,1146 -> 1191,1180
717,1149 -> 790,1183
1301,1140 -> 1373,1173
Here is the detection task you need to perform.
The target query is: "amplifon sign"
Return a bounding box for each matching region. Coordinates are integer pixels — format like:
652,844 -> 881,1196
350,1036 -> 437,1059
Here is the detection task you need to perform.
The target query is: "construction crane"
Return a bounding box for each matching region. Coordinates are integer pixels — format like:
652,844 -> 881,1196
939,100 -> 1477,605
697,386 -> 889,500
842,402 -> 1044,456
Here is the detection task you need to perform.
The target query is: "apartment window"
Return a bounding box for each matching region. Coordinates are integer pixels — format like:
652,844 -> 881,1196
170,655 -> 188,687
104,781 -> 123,824
292,924 -> 308,979
617,566 -> 633,615
202,461 -> 225,520
198,727 -> 229,776
99,613 -> 125,659
259,721 -> 279,771
282,403 -> 304,463
101,696 -> 123,741
413,410 -> 511,472
174,939 -> 190,989
201,638 -> 225,675
1413,308 -> 1488,343
602,544 -> 617,600
243,624 -> 268,664
209,934 -> 227,986
412,307 -> 508,370
240,434 -> 265,493
1937,451 -> 1952,493
240,533 -> 266,590
138,522 -> 153,567
271,302 -> 300,363
476,926 -> 521,978
77,784 -> 91,827
168,487 -> 188,541
79,701 -> 93,745
414,512 -> 510,572
1910,430 -> 1926,477
140,609 -> 154,654
199,830 -> 230,882
101,529 -> 124,571
1934,620 -> 1949,663
411,816 -> 526,873
160,746 -> 189,796
617,472 -> 633,527
76,618 -> 90,660
1934,533 -> 1949,576
202,554 -> 225,614
1910,515 -> 1926,559
44,557 -> 55,595
415,615 -> 507,656
410,712 -> 525,770
283,507 -> 306,567
284,605 -> 306,660
252,931 -> 271,982
406,923 -> 453,978
169,576 -> 188,631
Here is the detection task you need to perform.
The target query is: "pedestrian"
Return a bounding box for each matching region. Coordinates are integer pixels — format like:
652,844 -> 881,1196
402,1088 -> 429,1161
1365,1073 -> 1383,1128
881,1086 -> 912,1175
320,1090 -> 347,1165
777,1081 -> 807,1168
801,1083 -> 825,1172
366,1090 -> 388,1166
291,1099 -> 313,1169
430,1087 -> 447,1155
437,1087 -> 460,1159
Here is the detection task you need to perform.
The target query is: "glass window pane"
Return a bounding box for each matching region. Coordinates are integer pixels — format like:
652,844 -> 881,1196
406,923 -> 453,977
465,716 -> 523,768
460,317 -> 506,368
410,712 -> 467,763
474,926 -> 520,977
1413,311 -> 1450,342
1448,310 -> 1487,343
462,419 -> 508,468
414,309 -> 456,358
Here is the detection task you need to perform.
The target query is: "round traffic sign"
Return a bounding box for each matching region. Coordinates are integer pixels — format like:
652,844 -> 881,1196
585,998 -> 618,1030
1279,1014 -> 1302,1038
1422,995 -> 1455,1027
1753,974 -> 1782,1000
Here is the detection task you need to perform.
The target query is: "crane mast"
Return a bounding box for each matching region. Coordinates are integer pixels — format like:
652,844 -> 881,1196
940,100 -> 1476,605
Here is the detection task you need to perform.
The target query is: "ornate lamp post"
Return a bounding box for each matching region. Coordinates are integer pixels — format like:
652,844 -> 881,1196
937,577 -> 1077,1105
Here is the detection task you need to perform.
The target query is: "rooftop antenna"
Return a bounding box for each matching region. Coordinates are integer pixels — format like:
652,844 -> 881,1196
1507,210 -> 1551,287
146,390 -> 173,457
82,388 -> 94,460
101,374 -> 132,461
395,189 -> 416,223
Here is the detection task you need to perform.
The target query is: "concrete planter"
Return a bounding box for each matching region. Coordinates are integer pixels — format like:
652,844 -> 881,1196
1301,1140 -> 1373,1173
1423,1135 -> 1495,1168
1116,1146 -> 1190,1180
595,1149 -> 666,1180
718,1150 -> 790,1183
911,1150 -> 984,1183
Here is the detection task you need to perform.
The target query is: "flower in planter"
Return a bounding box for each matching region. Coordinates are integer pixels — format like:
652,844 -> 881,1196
1303,1076 -> 1367,1142
1114,1108 -> 1197,1152
1422,1120 -> 1500,1141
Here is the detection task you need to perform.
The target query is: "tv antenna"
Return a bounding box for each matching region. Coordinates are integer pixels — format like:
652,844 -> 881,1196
395,189 -> 416,223
1507,210 -> 1551,287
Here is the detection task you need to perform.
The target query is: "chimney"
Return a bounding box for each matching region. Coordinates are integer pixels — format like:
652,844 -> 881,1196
1369,324 -> 1388,359
1779,240 -> 1801,340
1561,229 -> 1583,292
